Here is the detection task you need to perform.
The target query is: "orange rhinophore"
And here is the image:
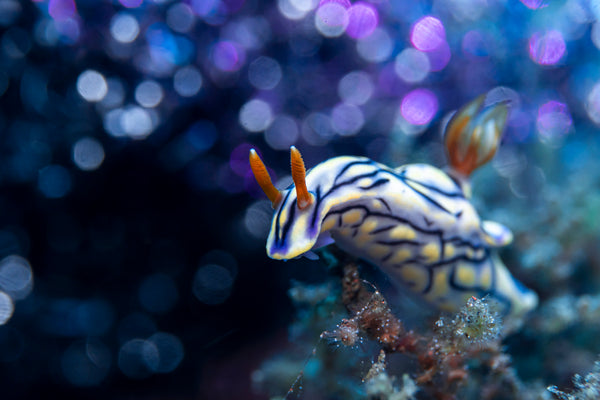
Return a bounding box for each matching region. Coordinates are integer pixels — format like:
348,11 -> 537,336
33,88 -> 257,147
249,148 -> 282,207
444,95 -> 508,177
290,146 -> 313,209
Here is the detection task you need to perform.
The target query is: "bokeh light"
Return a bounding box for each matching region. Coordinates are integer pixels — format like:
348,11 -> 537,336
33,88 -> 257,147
48,0 -> 76,21
166,3 -> 195,33
0,292 -> 14,325
146,332 -> 184,373
239,99 -> 273,132
77,70 -> 108,102
248,56 -> 282,90
0,255 -> 33,300
426,42 -> 451,71
338,70 -> 373,105
537,100 -> 572,143
135,80 -> 164,108
400,88 -> 438,126
190,0 -> 221,18
110,13 -> 139,43
61,341 -> 111,386
100,77 -> 125,109
356,27 -> 393,63
0,0 -> 22,27
346,2 -> 378,39
193,264 -> 234,305
315,1 -> 349,37
520,0 -> 546,10
118,0 -> 142,9
529,30 -> 566,65
38,165 -> 72,198
120,106 -> 154,139
301,112 -> 335,145
244,201 -> 272,238
72,137 -> 105,171
279,0 -> 310,20
118,338 -> 159,379
586,82 -> 600,124
173,66 -> 203,97
395,48 -> 430,83
264,115 -> 299,150
410,16 -> 446,52
331,103 -> 364,136
211,40 -> 245,72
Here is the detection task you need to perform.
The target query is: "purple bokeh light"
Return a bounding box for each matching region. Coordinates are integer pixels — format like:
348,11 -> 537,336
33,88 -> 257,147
410,16 -> 446,52
346,3 -> 378,39
319,0 -> 351,7
426,42 -> 451,71
118,0 -> 143,9
529,30 -> 566,65
48,0 -> 76,20
519,0 -> 546,9
401,89 -> 438,125
212,41 -> 245,72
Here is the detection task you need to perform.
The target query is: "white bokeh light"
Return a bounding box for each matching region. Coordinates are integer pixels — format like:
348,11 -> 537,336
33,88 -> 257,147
77,70 -> 108,102
239,99 -> 273,132
121,106 -> 154,139
278,0 -> 309,20
315,3 -> 349,38
110,13 -> 140,43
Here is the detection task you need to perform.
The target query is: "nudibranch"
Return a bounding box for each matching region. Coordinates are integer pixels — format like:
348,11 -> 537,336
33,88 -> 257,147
249,95 -> 538,317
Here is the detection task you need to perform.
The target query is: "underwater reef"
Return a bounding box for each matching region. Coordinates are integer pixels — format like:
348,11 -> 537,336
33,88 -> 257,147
1,0 -> 600,399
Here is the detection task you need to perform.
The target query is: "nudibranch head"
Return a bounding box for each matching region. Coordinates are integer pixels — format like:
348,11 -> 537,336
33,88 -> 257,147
250,147 -> 323,260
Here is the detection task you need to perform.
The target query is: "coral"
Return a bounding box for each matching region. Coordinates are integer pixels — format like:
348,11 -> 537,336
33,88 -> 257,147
363,350 -> 418,400
548,361 -> 600,400
435,296 -> 502,349
253,247 -> 596,400
320,263 -> 519,399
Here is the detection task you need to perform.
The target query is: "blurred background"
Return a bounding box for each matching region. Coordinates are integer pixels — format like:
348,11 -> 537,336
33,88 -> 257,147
1,0 -> 600,398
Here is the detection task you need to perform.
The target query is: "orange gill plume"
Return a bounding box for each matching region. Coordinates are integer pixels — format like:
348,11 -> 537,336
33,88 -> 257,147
290,146 -> 313,210
444,95 -> 508,177
249,149 -> 282,208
